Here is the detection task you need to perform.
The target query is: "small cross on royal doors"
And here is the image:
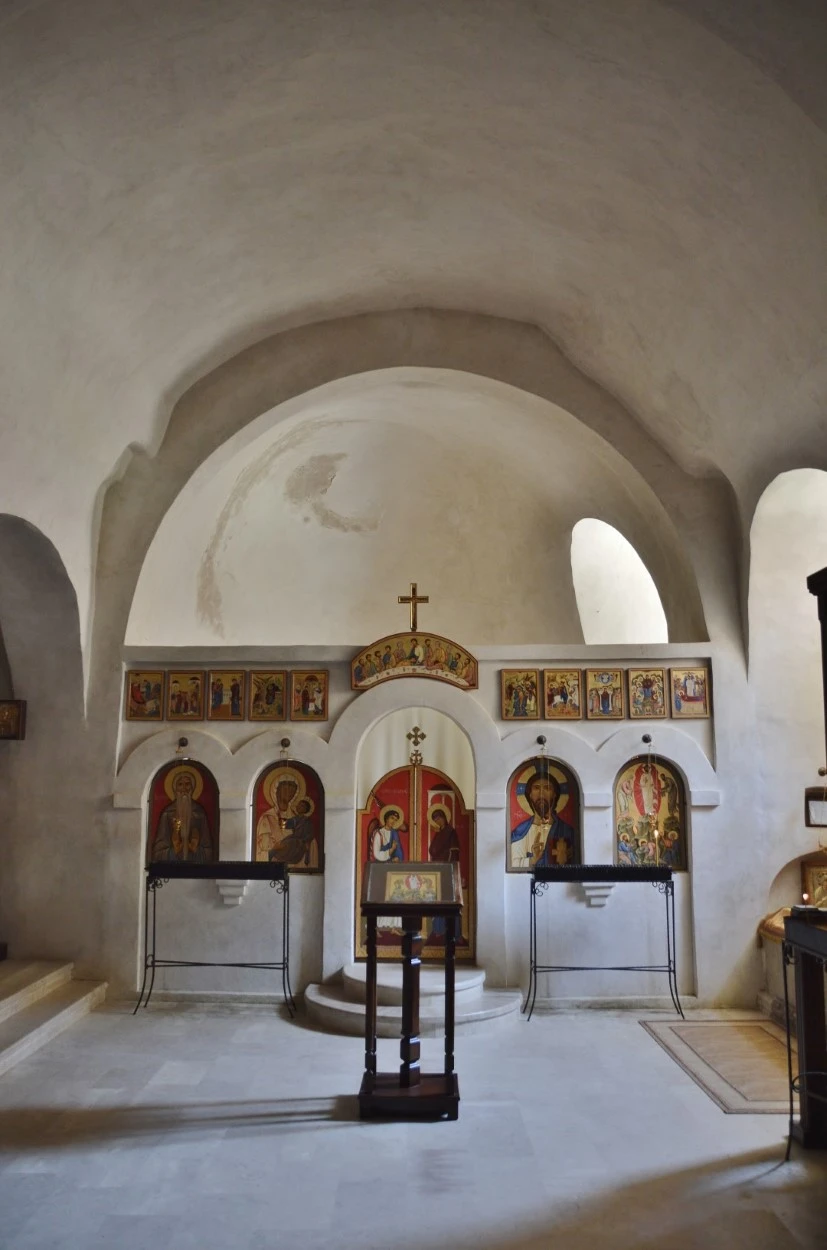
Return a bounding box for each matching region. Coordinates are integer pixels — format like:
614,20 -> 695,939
407,725 -> 426,765
398,582 -> 429,631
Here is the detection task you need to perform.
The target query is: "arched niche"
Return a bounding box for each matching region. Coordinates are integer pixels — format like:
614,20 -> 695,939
356,706 -> 474,809
571,518 -> 668,644
146,758 -> 220,864
252,758 -> 325,872
748,468 -> 827,880
614,756 -> 688,872
506,755 -> 581,871
123,366 -> 707,649
0,514 -> 90,964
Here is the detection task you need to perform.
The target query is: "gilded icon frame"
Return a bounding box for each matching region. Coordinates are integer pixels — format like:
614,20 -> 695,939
166,671 -> 205,721
500,669 -> 540,720
289,670 -> 329,721
584,668 -> 625,719
670,666 -> 711,718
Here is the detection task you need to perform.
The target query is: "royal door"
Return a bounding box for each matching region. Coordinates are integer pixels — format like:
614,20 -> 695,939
355,763 -> 476,962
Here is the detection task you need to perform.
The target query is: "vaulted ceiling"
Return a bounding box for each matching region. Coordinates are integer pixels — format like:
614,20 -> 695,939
1,0 -> 825,642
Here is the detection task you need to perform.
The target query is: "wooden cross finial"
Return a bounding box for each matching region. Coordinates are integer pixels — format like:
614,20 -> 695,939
398,581 -> 429,631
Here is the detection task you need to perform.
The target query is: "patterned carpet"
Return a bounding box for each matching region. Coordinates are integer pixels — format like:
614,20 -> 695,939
641,1017 -> 795,1113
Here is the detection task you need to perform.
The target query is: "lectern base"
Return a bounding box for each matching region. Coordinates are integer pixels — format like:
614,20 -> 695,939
358,1072 -> 459,1120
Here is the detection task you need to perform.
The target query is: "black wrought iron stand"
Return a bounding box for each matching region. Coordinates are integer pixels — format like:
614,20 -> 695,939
134,860 -> 295,1015
524,864 -> 683,1020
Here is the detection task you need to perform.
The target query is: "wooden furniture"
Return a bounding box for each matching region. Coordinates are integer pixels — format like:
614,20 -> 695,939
359,860 -> 462,1120
807,566 -> 827,763
134,860 -> 295,1015
525,863 -> 683,1019
783,909 -> 827,1154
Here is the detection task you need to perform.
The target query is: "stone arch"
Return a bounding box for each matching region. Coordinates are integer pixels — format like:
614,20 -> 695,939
0,515 -> 93,964
115,728 -> 234,810
91,310 -> 714,707
596,725 -> 720,809
748,469 -> 827,882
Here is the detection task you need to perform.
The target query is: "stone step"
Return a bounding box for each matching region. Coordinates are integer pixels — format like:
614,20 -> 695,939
342,962 -> 486,1006
0,960 -> 75,1024
305,981 -> 522,1037
0,980 -> 107,1077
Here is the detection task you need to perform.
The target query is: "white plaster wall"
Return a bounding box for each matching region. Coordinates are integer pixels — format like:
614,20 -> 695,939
571,518 -> 669,645
2,1 -> 827,664
749,470 -> 827,898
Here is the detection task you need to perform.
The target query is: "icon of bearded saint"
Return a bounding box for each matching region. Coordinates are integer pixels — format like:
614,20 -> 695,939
152,766 -> 213,863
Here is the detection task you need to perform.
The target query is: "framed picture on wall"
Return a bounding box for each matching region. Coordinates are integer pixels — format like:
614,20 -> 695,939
500,670 -> 540,720
543,669 -> 583,720
584,668 -> 625,719
207,670 -> 246,721
670,666 -> 711,718
289,670 -> 329,721
627,668 -> 667,719
248,670 -> 287,721
124,671 -> 165,721
166,671 -> 205,720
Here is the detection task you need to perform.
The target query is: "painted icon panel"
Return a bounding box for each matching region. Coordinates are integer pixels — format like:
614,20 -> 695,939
253,760 -> 324,872
628,668 -> 667,719
585,668 -> 625,719
507,756 -> 581,871
351,633 -> 477,690
147,759 -> 219,864
125,671 -> 165,721
248,670 -> 286,721
501,669 -> 540,719
207,670 -> 245,721
670,666 -> 711,718
289,670 -> 329,721
166,671 -> 205,721
543,669 -> 583,719
614,757 -> 686,871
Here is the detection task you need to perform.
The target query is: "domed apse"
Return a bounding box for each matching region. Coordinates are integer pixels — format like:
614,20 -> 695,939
570,518 -> 668,644
127,369 -> 691,647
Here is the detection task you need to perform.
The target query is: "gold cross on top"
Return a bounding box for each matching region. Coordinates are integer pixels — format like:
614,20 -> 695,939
398,581 -> 429,631
407,726 -> 427,749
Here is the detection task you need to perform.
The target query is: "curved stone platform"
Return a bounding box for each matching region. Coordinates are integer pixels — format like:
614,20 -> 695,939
306,963 -> 522,1036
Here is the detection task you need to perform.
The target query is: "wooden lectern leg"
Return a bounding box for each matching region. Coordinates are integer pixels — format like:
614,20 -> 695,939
365,915 -> 378,1078
400,914 -> 422,1088
444,915 -> 457,1080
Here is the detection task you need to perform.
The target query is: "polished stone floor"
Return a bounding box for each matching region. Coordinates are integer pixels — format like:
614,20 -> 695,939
0,1002 -> 825,1249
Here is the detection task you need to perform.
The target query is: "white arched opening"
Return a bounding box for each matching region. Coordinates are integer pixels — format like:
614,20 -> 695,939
749,469 -> 827,876
570,518 -> 668,644
357,706 -> 475,809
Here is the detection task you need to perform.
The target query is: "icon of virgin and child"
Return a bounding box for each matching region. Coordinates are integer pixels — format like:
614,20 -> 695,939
255,766 -> 319,870
510,766 -> 577,869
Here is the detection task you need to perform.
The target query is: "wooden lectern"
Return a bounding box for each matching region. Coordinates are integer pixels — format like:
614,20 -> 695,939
359,860 -> 462,1121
